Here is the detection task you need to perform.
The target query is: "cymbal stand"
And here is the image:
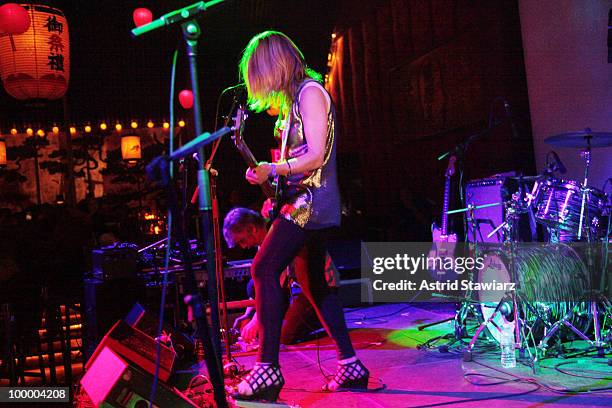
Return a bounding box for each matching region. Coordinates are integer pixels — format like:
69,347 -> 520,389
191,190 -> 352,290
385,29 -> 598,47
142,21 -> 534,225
538,136 -> 611,357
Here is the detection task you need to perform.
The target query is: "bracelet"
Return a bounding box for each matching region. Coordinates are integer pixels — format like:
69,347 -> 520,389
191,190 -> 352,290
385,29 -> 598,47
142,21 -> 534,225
286,159 -> 292,176
270,163 -> 277,178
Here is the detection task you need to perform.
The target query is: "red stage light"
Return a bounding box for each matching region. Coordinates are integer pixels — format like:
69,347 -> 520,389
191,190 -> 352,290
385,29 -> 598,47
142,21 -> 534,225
178,89 -> 194,109
0,3 -> 30,34
132,8 -> 152,28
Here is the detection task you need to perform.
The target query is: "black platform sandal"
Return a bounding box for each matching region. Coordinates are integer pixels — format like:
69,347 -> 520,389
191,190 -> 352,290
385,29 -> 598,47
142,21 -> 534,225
323,359 -> 369,391
231,362 -> 285,402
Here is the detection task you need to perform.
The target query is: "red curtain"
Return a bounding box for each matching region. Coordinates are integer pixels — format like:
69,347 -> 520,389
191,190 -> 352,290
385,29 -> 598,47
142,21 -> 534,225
326,0 -> 533,238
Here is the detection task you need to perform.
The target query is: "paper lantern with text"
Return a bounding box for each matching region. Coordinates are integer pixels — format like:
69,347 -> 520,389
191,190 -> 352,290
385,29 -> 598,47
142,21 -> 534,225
0,4 -> 70,100
0,139 -> 7,167
121,134 -> 141,164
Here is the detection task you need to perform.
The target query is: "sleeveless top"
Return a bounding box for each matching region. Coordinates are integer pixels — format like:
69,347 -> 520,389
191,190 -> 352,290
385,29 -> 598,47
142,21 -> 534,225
275,80 -> 341,230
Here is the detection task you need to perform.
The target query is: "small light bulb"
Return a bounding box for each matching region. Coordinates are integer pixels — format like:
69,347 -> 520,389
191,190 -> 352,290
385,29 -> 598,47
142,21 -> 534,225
26,128 -> 33,136
130,121 -> 138,129
10,129 -> 17,135
37,129 -> 45,137
178,120 -> 186,127
147,120 -> 154,128
115,123 -> 123,131
52,126 -> 59,134
84,125 -> 92,133
100,122 -> 108,130
162,122 -> 170,129
69,127 -> 77,135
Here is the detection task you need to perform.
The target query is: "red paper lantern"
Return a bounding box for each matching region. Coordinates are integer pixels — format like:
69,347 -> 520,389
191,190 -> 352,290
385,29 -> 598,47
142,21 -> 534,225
132,8 -> 152,28
0,4 -> 69,100
0,138 -> 7,167
0,3 -> 30,34
178,89 -> 194,109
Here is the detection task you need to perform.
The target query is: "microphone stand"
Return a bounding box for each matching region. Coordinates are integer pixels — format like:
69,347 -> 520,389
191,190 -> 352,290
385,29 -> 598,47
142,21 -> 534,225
424,120 -> 505,339
132,3 -> 229,405
180,19 -> 227,407
148,126 -> 232,408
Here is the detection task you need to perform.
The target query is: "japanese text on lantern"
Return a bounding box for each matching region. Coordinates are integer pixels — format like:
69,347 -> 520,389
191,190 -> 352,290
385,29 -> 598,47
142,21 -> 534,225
45,16 -> 64,72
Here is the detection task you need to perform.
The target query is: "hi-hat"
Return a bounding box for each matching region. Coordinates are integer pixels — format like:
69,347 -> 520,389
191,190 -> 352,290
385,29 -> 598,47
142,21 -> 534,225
545,129 -> 612,148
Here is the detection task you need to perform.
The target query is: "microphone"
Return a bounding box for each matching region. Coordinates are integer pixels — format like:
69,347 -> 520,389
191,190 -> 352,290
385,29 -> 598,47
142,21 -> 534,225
503,100 -> 520,139
227,83 -> 246,102
131,0 -> 225,37
550,151 -> 567,174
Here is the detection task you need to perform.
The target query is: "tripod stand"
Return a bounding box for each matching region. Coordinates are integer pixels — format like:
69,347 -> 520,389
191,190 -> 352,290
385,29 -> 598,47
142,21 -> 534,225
418,205 -> 492,349
537,140 -> 611,358
462,190 -> 546,365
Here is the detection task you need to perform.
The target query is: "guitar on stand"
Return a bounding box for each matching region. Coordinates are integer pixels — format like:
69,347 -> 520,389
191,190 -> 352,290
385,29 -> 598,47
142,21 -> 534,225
418,154 -> 469,342
429,155 -> 458,280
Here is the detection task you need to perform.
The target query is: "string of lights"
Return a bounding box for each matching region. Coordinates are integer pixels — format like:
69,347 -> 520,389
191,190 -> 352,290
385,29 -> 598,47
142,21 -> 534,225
0,119 -> 188,137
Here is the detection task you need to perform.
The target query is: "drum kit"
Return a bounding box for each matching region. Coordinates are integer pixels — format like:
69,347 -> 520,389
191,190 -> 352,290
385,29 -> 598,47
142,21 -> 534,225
454,129 -> 612,363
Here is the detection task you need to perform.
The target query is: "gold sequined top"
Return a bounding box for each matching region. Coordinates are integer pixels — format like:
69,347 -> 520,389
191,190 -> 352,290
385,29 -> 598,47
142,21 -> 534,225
276,80 -> 341,229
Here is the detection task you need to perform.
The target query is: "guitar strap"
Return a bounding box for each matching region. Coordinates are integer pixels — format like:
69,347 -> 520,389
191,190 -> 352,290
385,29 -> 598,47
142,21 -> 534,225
279,111 -> 291,161
270,111 -> 292,220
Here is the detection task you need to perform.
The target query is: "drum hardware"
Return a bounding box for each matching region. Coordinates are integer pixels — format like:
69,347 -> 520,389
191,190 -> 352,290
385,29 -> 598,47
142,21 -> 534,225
448,202 -> 503,243
536,128 -> 612,357
421,199 -> 524,346
464,193 -> 531,363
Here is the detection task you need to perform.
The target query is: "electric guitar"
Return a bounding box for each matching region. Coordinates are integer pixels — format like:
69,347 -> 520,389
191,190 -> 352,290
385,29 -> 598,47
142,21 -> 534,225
429,155 -> 458,278
231,106 -> 277,198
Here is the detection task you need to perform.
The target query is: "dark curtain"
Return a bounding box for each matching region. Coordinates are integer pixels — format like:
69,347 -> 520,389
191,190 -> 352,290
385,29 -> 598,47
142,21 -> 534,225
327,0 -> 534,240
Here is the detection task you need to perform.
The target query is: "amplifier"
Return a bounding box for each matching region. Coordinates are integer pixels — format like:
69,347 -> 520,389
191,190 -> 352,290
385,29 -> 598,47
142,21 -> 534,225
92,244 -> 139,280
85,320 -> 176,383
81,346 -> 196,408
464,175 -> 536,243
464,177 -> 506,242
125,303 -> 194,361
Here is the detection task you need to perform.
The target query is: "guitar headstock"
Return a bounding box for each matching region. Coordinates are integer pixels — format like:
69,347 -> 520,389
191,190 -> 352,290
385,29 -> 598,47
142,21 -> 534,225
231,106 -> 248,146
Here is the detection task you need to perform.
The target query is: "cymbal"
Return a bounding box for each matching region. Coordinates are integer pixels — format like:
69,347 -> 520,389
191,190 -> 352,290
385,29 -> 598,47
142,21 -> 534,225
545,129 -> 612,148
506,175 -> 544,181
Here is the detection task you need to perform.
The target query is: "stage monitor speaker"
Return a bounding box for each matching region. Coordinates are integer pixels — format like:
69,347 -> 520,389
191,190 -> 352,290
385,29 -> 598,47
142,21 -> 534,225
86,320 -> 176,383
125,303 -> 194,361
81,346 -> 196,408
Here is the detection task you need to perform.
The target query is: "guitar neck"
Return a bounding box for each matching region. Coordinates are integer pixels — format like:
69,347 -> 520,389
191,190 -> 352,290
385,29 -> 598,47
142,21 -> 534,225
440,177 -> 451,236
235,143 -> 258,169
235,141 -> 277,198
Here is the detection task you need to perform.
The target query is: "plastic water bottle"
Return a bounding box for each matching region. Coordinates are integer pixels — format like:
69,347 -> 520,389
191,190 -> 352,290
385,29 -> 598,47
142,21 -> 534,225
500,329 -> 516,368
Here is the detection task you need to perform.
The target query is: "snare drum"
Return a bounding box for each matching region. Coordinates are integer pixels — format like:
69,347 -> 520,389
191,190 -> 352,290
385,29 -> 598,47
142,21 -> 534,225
533,178 -> 606,240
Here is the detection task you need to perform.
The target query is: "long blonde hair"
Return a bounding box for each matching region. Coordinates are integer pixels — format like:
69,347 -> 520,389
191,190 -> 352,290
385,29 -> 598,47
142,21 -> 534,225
239,31 -> 321,113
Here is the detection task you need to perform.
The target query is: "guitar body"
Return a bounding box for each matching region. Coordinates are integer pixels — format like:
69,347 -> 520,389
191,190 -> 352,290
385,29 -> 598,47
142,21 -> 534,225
429,156 -> 458,280
429,224 -> 458,279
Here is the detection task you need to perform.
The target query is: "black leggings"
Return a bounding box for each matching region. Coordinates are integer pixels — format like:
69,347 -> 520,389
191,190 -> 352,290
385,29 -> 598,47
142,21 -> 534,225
251,217 -> 355,364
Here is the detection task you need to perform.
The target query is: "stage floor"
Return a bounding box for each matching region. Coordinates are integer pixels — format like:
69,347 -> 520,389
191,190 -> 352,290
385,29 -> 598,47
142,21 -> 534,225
225,302 -> 611,408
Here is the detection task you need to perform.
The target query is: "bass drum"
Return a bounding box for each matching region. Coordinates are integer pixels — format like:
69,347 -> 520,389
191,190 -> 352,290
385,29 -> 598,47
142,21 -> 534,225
477,244 -> 589,344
